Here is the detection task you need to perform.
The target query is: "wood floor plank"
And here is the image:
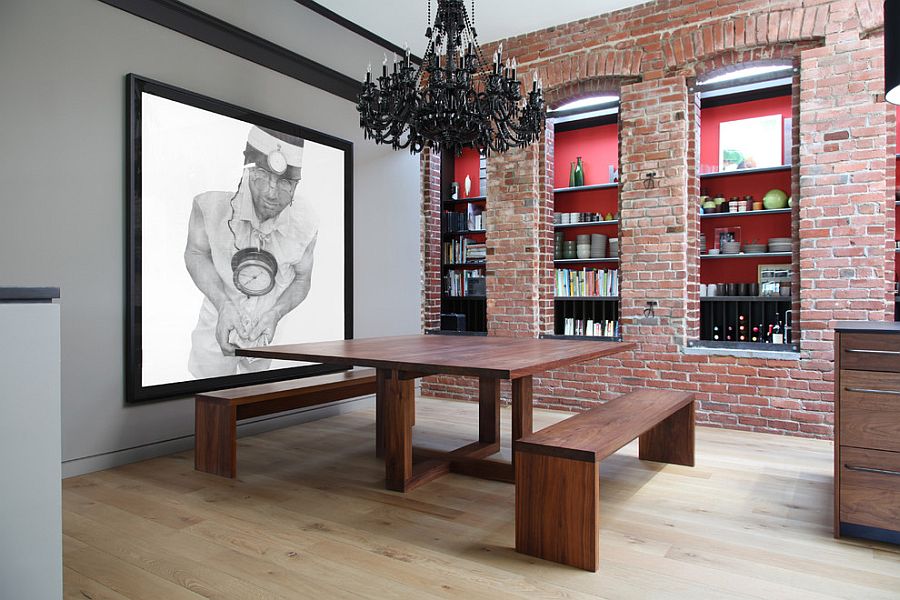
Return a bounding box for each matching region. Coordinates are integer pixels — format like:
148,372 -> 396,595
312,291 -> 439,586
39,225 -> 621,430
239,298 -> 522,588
63,396 -> 900,599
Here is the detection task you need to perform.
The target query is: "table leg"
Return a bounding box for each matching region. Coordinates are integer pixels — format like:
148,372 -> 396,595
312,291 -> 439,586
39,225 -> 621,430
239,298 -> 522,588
375,370 -> 387,457
479,377 -> 501,444
512,375 -> 534,442
383,368 -> 414,491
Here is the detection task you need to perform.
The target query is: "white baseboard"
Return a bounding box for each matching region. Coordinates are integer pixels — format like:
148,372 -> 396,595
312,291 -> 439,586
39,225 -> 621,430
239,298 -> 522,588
61,395 -> 374,478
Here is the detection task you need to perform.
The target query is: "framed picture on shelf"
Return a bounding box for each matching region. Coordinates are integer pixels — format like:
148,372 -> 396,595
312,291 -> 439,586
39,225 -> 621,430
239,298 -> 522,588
126,74 -> 353,403
719,114 -> 782,171
758,264 -> 793,296
713,226 -> 741,250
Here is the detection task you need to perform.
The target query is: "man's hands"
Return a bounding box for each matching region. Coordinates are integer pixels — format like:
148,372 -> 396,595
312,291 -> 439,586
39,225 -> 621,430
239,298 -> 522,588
247,309 -> 280,347
215,303 -> 281,355
215,302 -> 249,356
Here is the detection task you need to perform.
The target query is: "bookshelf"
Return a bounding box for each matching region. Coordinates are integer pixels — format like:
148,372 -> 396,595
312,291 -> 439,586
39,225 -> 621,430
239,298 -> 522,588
440,148 -> 487,333
551,111 -> 621,340
697,86 -> 796,349
895,107 -> 899,322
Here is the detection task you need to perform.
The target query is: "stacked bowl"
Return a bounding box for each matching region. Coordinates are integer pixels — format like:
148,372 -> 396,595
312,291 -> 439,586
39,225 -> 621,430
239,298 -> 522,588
721,240 -> 742,255
609,238 -> 619,257
576,234 -> 591,259
768,237 -> 791,253
590,234 -> 608,258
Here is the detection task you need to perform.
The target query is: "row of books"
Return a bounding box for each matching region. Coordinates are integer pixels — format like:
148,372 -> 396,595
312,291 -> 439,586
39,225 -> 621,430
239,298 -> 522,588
562,318 -> 619,338
444,271 -> 486,297
442,208 -> 485,232
556,268 -> 619,297
443,239 -> 486,264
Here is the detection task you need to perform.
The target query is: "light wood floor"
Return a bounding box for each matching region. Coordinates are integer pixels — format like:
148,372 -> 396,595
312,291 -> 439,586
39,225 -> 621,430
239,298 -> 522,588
63,397 -> 900,599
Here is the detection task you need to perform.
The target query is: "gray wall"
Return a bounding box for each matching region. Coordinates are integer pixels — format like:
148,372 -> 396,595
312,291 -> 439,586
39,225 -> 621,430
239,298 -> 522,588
0,0 -> 421,476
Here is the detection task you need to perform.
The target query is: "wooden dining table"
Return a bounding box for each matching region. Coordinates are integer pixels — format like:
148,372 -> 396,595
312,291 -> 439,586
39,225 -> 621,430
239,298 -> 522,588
237,334 -> 634,492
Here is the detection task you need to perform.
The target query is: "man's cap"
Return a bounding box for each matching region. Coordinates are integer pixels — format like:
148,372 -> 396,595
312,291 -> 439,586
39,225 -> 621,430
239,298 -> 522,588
244,126 -> 304,180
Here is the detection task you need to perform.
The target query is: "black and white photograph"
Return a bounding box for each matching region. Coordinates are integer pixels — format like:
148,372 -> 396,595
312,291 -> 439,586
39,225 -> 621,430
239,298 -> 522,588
126,75 -> 352,403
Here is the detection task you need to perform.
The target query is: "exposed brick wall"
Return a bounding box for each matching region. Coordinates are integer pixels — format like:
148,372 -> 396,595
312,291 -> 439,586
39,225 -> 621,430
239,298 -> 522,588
421,148 -> 442,332
420,0 -> 894,439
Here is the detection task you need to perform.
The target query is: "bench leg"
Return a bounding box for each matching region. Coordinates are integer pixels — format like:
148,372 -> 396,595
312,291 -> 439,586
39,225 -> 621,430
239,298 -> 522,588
195,398 -> 237,478
376,370 -> 387,458
639,400 -> 695,467
515,451 -> 599,571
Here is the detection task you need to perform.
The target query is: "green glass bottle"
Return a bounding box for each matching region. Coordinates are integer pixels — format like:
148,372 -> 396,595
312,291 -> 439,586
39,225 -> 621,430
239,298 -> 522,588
568,162 -> 576,187
574,156 -> 584,187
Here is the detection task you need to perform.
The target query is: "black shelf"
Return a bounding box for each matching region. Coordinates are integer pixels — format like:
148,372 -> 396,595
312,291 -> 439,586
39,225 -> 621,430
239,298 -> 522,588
555,296 -> 620,301
701,252 -> 791,259
689,340 -> 799,352
701,296 -> 793,302
443,262 -> 486,268
427,329 -> 488,337
443,195 -> 486,205
554,258 -> 619,264
701,208 -> 791,219
553,182 -> 618,194
555,220 -> 619,229
541,334 -> 623,342
441,295 -> 486,300
699,165 -> 791,179
444,229 -> 486,236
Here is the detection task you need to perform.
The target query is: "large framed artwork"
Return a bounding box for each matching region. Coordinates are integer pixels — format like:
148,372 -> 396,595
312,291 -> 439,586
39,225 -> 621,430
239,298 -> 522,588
126,75 -> 352,403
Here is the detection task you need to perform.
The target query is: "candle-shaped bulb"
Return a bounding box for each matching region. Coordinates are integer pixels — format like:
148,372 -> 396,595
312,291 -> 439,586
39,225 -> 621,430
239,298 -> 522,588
383,53 -> 387,65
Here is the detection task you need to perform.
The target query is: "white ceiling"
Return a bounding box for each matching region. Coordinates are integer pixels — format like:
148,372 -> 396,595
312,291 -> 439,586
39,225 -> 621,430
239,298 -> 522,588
313,0 -> 649,56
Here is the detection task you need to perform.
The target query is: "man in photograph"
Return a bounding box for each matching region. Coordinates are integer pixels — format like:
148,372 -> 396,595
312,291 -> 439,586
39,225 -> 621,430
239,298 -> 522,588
184,125 -> 318,378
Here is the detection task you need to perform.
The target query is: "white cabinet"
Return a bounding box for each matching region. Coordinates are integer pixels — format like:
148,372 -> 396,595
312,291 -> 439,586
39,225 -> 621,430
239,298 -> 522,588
0,289 -> 61,600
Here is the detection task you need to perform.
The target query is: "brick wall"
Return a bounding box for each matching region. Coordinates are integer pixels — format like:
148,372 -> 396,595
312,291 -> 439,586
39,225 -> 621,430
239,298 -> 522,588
421,0 -> 894,439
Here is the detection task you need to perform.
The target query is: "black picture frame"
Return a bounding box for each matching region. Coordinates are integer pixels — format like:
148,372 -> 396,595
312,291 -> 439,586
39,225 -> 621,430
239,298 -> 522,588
126,74 -> 353,403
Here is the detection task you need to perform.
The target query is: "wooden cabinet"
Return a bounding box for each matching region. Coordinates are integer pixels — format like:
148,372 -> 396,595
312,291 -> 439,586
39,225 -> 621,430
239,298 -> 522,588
835,322 -> 900,544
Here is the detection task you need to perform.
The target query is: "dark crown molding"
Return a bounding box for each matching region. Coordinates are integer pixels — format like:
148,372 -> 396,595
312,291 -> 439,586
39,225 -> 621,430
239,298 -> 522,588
294,0 -> 423,65
97,0 -> 361,101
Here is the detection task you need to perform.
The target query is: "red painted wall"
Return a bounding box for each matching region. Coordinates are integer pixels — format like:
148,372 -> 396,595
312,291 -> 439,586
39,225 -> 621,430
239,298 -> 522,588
453,148 -> 482,197
554,123 -> 619,188
700,96 -> 792,175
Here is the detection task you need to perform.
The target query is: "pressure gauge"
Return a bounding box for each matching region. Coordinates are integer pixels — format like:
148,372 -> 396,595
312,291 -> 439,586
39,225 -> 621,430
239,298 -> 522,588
231,247 -> 278,297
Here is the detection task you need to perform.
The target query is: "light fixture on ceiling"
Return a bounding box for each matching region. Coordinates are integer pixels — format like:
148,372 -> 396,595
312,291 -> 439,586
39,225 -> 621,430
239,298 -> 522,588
356,0 -> 546,155
887,0 -> 899,105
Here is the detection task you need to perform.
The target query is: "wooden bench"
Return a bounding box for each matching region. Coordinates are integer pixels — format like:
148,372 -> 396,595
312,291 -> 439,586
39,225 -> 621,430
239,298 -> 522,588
194,368 -> 377,478
514,389 -> 695,571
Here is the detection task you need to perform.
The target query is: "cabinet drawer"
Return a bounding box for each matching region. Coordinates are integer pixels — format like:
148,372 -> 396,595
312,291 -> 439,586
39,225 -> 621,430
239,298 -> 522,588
839,333 -> 900,373
840,370 -> 900,453
840,447 -> 900,532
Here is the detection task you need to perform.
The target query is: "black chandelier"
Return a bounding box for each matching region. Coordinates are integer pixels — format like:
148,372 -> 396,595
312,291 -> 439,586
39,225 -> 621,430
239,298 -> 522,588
356,0 -> 546,156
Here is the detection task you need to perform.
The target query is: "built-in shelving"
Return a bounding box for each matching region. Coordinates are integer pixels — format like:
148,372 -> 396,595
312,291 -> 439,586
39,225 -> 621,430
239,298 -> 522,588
701,252 -> 791,259
555,296 -> 620,301
701,208 -> 790,219
444,229 -> 486,236
554,258 -> 619,264
555,220 -> 619,229
699,165 -> 791,179
701,296 -> 792,302
553,182 -> 618,194
443,195 -> 487,205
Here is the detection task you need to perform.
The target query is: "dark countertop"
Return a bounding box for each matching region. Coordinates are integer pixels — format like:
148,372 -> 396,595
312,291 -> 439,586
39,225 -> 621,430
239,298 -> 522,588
0,287 -> 60,303
835,321 -> 900,334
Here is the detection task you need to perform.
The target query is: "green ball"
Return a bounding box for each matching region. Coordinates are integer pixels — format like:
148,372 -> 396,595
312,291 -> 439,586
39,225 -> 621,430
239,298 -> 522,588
763,189 -> 788,209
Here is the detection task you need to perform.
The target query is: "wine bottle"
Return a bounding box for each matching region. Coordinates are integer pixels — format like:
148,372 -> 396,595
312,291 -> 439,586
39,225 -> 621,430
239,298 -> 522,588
772,314 -> 784,345
766,324 -> 774,343
713,325 -> 720,341
751,325 -> 760,343
726,325 -> 734,341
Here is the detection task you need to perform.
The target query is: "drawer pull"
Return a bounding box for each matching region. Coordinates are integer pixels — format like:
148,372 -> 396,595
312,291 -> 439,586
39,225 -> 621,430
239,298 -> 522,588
845,464 -> 900,478
845,348 -> 900,356
844,387 -> 900,396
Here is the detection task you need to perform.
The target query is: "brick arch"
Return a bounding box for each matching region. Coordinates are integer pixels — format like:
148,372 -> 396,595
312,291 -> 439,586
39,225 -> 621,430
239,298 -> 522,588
685,43 -> 821,81
543,76 -> 634,111
523,47 -> 644,108
662,7 -> 828,72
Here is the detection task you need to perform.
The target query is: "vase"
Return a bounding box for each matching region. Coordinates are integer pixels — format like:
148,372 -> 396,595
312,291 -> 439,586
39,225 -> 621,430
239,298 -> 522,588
574,156 -> 584,187
568,162 -> 576,187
